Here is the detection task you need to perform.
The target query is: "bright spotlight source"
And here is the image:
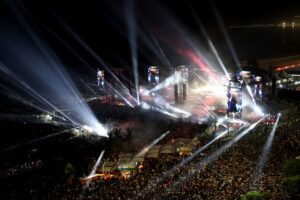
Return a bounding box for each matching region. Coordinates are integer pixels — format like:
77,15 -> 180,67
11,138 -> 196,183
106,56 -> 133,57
82,124 -> 108,137
141,101 -> 151,110
45,114 -> 52,121
82,125 -> 93,133
94,123 -> 108,137
254,106 -> 264,115
282,22 -> 286,28
39,114 -> 53,122
216,117 -> 226,126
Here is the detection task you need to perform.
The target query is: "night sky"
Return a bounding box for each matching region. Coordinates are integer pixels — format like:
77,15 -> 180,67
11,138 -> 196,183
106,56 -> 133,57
1,0 -> 300,78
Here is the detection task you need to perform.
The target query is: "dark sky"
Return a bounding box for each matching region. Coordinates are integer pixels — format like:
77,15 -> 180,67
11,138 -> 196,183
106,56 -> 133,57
1,0 -> 300,78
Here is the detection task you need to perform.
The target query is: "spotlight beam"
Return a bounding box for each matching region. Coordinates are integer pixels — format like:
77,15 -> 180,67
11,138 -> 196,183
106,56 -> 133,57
2,128 -> 74,152
49,10 -> 134,100
69,70 -> 97,96
149,32 -> 173,69
141,101 -> 178,118
138,130 -> 228,196
134,131 -> 170,158
252,114 -> 281,187
126,0 -> 140,104
165,116 -> 266,194
193,72 -> 210,85
148,74 -> 175,93
39,23 -> 93,71
211,0 -> 240,68
106,82 -> 135,107
138,17 -> 174,70
0,83 -> 64,120
80,150 -> 105,199
152,92 -> 191,116
246,85 -> 257,106
139,124 -> 248,198
190,6 -> 230,80
38,23 -> 135,103
0,63 -> 79,125
192,95 -> 219,119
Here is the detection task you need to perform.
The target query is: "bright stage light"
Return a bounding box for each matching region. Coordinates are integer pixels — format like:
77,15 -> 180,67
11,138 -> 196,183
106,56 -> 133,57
140,101 -> 151,110
82,125 -> 93,133
94,123 -> 108,137
254,106 -> 264,115
278,113 -> 282,116
39,114 -> 53,122
191,84 -> 227,97
82,124 -> 108,137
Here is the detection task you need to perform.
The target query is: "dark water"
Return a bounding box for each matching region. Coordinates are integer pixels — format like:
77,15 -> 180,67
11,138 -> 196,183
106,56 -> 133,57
230,27 -> 300,62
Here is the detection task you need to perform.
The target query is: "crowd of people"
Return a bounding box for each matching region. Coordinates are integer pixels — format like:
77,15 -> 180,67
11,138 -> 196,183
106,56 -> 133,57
0,110 -> 299,199
72,114 -> 298,200
0,159 -> 43,178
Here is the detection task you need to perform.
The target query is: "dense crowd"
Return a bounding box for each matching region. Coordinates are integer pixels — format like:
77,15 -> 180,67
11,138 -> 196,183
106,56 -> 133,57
0,111 -> 299,200
0,160 -> 43,178
73,114 -> 298,200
